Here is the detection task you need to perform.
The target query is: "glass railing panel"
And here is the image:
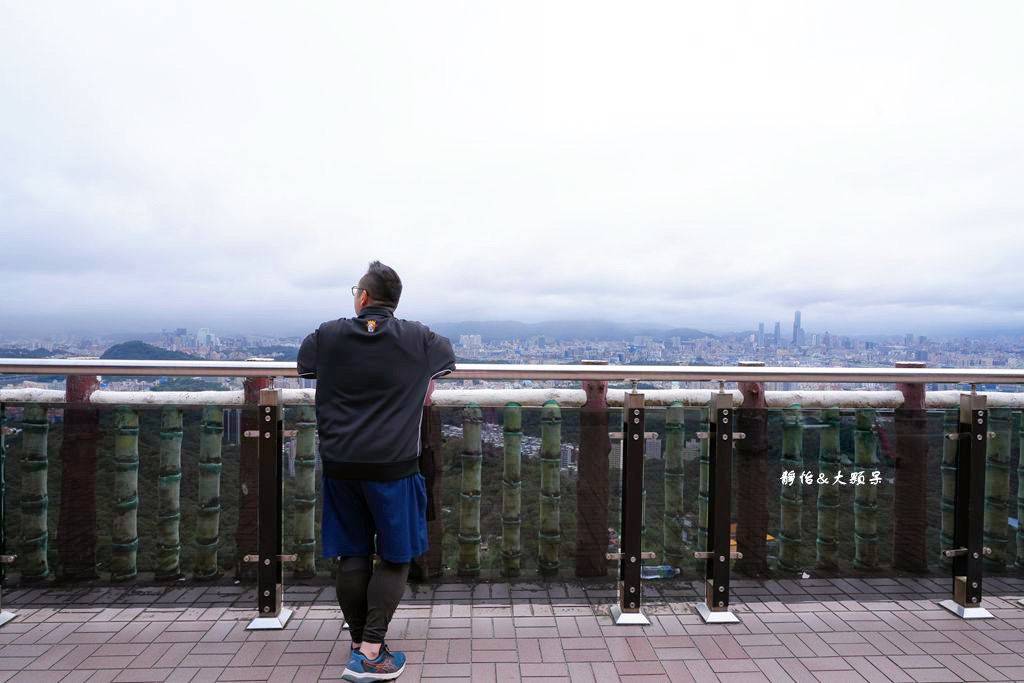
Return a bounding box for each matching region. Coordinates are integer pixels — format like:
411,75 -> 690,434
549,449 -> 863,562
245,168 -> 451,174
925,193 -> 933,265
1,384 -> 1021,587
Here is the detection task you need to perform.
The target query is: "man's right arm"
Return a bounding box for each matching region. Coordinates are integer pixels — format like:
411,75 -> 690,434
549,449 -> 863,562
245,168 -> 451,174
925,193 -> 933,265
297,327 -> 319,379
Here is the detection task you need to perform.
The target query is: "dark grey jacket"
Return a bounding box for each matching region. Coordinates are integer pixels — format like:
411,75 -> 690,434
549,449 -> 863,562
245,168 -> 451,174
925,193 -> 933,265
297,305 -> 455,480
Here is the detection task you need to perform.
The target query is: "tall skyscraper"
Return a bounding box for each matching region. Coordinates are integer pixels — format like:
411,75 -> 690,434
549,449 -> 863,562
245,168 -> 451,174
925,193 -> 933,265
773,322 -> 781,346
792,310 -> 801,345
757,322 -> 765,347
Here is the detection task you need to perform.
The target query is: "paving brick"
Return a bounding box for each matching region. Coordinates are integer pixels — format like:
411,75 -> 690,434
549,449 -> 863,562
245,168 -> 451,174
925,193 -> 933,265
951,654 -> 1011,680
709,659 -> 760,673
566,662 -> 595,683
521,663 -> 570,677
752,659 -> 797,682
112,669 -> 174,682
51,644 -> 102,670
250,641 -> 287,667
473,649 -> 520,663
24,644 -> 76,670
420,662 -> 471,677
901,667 -> 962,682
216,666 -> 273,680
889,655 -> 942,669
447,638 -> 471,663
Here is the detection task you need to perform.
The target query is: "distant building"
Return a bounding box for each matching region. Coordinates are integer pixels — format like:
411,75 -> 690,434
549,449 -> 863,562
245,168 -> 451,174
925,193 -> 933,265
223,408 -> 241,444
773,322 -> 781,346
459,334 -> 482,349
792,310 -> 801,346
757,323 -> 765,347
560,443 -> 577,469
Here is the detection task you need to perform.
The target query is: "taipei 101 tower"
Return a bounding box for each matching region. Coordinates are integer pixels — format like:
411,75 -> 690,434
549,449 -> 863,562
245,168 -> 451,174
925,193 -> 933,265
792,310 -> 802,346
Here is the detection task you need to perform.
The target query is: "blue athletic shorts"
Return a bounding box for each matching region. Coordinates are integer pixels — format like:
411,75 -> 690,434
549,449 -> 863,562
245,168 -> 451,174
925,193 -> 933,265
321,473 -> 429,563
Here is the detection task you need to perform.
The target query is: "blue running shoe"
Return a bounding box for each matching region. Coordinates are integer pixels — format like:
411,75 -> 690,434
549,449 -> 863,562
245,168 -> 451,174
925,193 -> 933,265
342,643 -> 406,682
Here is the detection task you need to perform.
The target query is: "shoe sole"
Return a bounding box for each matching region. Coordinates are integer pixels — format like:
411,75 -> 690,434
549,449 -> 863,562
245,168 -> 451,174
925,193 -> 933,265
341,664 -> 405,682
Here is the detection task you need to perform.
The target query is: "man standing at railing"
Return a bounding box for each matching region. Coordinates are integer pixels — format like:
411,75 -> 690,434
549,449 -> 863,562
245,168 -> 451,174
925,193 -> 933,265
298,261 -> 455,682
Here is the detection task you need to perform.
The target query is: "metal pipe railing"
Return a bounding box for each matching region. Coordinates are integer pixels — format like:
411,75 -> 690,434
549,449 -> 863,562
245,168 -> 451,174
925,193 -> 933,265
9,386 -> 1024,410
5,358 -> 1024,384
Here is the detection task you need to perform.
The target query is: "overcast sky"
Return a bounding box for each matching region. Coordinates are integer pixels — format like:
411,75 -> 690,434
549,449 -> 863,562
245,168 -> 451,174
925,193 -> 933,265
2,2 -> 1023,338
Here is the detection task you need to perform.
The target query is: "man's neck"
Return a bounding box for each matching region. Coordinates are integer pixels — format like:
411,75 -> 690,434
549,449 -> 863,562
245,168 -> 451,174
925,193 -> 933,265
359,303 -> 394,317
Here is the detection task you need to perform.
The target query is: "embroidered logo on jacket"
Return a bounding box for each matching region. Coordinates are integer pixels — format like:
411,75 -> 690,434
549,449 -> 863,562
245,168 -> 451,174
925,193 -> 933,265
367,320 -> 378,333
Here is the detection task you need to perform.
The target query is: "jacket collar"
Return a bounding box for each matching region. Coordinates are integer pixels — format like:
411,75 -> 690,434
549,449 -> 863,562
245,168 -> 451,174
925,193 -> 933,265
358,305 -> 395,318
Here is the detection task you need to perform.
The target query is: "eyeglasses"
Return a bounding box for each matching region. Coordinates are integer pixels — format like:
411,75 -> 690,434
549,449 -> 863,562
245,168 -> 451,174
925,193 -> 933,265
351,286 -> 362,296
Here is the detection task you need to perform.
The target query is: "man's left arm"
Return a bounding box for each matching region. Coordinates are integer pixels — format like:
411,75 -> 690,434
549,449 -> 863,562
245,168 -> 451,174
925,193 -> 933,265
424,328 -> 456,378
297,327 -> 319,379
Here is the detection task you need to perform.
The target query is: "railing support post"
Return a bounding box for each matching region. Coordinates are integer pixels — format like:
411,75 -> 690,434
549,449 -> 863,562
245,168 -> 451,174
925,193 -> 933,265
246,388 -> 293,630
736,363 -> 769,577
937,389 -> 991,618
577,361 -> 610,577
610,389 -> 650,625
939,392 -> 993,619
58,374 -> 100,581
894,362 -> 928,573
0,404 -> 16,626
695,390 -> 741,624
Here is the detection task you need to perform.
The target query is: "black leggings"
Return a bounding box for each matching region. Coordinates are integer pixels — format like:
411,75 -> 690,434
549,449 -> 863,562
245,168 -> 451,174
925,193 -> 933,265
335,556 -> 409,644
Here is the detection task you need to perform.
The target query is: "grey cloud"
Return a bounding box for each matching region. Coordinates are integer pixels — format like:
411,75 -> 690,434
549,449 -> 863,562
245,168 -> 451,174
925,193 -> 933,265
1,2 -> 1023,338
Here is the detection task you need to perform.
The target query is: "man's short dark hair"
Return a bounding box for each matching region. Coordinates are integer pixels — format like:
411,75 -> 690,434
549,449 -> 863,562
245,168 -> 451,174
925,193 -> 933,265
358,261 -> 402,307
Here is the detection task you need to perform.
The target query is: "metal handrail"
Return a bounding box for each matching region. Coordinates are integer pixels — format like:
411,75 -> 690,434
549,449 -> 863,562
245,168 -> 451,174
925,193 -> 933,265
3,358 -> 1024,384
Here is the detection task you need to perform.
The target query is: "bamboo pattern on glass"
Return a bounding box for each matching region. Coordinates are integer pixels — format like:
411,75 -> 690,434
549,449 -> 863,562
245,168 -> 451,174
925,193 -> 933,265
696,407 -> 709,567
194,406 -> 223,579
292,406 -> 318,578
1018,410 -> 1024,569
984,408 -> 1010,571
20,404 -> 49,580
538,400 -> 561,575
816,407 -> 840,570
778,405 -> 804,572
155,408 -> 183,580
0,404 -> 5,585
853,409 -> 879,570
458,404 -> 482,576
501,403 -> 522,576
663,402 -> 686,568
112,407 -> 140,581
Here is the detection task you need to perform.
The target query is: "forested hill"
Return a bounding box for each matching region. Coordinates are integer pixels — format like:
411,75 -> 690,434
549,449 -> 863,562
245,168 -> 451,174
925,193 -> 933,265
100,341 -> 197,360
0,347 -> 61,358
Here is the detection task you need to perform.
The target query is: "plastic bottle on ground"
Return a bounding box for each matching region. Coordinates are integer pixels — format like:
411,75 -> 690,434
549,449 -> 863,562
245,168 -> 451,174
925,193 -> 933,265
640,564 -> 680,580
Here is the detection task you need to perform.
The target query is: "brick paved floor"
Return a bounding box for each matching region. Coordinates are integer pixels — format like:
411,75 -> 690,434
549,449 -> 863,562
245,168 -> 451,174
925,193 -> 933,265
0,577 -> 1022,682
